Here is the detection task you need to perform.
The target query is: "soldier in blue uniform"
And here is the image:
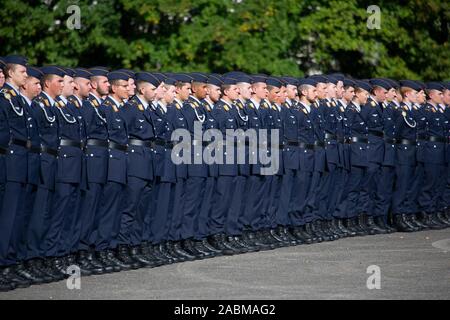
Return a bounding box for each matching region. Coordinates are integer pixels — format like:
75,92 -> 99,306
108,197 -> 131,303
391,81 -> 423,231
343,80 -> 372,236
333,78 -> 357,236
440,82 -> 450,222
0,55 -> 35,291
416,82 -> 449,228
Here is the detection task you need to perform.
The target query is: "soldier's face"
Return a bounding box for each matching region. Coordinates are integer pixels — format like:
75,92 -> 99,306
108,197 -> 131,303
177,83 -> 191,101
207,84 -> 221,102
343,87 -> 355,102
192,82 -> 207,99
417,90 -> 425,104
253,83 -> 268,100
355,89 -> 369,104
47,75 -> 64,97
374,87 -> 387,102
128,78 -> 136,97
443,89 -> 450,105
142,83 -> 157,102
95,76 -> 110,96
0,71 -> 5,87
113,80 -> 129,101
285,85 -> 297,100
10,64 -> 28,87
155,83 -> 167,100
163,85 -> 176,104
429,90 -> 443,105
75,78 -> 92,98
406,90 -> 418,103
237,83 -> 252,100
23,76 -> 41,99
335,81 -> 344,99
315,83 -> 327,99
278,87 -> 287,104
268,87 -> 280,103
305,86 -> 317,102
386,88 -> 396,102
226,85 -> 240,101
326,83 -> 336,99
61,75 -> 75,97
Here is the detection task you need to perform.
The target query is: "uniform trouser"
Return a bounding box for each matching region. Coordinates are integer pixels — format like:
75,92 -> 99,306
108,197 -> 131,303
7,184 -> 37,262
0,182 -> 4,221
167,179 -> 186,241
333,168 -> 350,219
44,182 -> 80,257
150,180 -> 172,244
242,175 -> 270,231
365,162 -> 381,217
95,181 -> 125,251
27,186 -> 54,259
440,164 -> 450,209
373,165 -> 395,219
119,176 -> 152,246
436,165 -> 447,211
289,170 -> 313,226
410,162 -> 424,214
180,177 -> 205,240
225,176 -> 246,236
317,163 -> 338,220
196,176 -> 215,240
277,170 -> 294,227
208,176 -> 234,236
346,166 -> 367,218
306,171 -> 323,222
0,182 -> 26,266
140,179 -> 155,243
417,162 -> 445,214
392,164 -> 416,215
77,183 -> 103,251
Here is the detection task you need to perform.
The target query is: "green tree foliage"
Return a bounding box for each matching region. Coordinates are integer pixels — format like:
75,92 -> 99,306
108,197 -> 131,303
0,0 -> 448,80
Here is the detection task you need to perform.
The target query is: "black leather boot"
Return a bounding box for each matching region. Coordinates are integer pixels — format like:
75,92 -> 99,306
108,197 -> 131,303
337,219 -> 355,237
407,214 -> 428,230
171,241 -> 196,261
311,221 -> 331,241
367,216 -> 388,235
25,259 -> 54,283
96,251 -> 121,272
208,234 -> 236,254
419,212 -> 445,230
436,211 -> 450,227
304,223 -> 322,242
241,231 -> 272,250
289,226 -> 309,244
1,266 -> 31,288
182,239 -> 206,259
394,214 -> 417,232
201,239 -> 225,255
116,245 -> 141,269
374,216 -> 394,233
0,273 -> 16,292
77,250 -> 102,275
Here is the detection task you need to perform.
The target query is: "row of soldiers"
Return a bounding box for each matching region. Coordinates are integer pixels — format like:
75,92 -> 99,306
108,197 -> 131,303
0,54 -> 449,292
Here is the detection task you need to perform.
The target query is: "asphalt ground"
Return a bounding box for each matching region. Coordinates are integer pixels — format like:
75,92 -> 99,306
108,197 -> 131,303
1,229 -> 449,300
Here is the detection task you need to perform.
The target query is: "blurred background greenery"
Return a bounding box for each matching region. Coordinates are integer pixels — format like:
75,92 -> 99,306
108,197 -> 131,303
1,0 -> 448,80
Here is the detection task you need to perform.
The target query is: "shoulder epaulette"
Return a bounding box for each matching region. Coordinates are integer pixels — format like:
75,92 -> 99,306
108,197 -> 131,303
0,88 -> 15,100
371,101 -> 377,107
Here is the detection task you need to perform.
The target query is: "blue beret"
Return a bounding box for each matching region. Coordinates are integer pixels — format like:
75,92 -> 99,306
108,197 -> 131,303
343,78 -> 356,87
329,73 -> 345,81
251,75 -> 267,84
107,71 -> 131,81
222,77 -> 238,85
426,82 -> 444,91
74,68 -> 93,80
281,77 -> 299,86
308,75 -> 328,84
135,72 -> 161,87
4,55 -> 28,67
298,78 -> 318,86
116,69 -> 135,79
399,80 -> 422,91
234,75 -> 253,84
152,73 -> 168,82
266,77 -> 283,88
164,77 -> 177,86
172,73 -> 193,84
89,67 -> 109,77
370,79 -> 391,90
324,75 -> 339,85
40,66 -> 66,77
0,57 -> 5,69
64,67 -> 76,78
223,71 -> 248,78
355,80 -> 372,92
190,73 -> 209,83
27,66 -> 44,80
382,78 -> 399,89
208,75 -> 223,87
441,82 -> 450,90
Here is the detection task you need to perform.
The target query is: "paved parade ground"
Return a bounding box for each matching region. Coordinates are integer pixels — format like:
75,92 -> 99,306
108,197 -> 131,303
1,229 -> 449,300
